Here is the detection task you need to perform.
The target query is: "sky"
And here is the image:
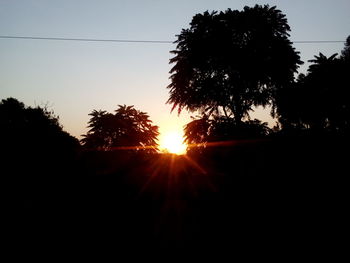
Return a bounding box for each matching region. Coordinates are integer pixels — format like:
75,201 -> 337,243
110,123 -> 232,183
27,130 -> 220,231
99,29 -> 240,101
0,0 -> 349,141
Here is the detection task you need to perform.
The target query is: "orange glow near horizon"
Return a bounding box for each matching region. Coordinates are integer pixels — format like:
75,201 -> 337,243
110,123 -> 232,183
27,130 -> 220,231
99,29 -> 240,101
158,130 -> 187,155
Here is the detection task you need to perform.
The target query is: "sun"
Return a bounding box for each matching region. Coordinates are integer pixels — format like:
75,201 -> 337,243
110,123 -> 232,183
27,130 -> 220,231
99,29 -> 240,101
159,131 -> 187,155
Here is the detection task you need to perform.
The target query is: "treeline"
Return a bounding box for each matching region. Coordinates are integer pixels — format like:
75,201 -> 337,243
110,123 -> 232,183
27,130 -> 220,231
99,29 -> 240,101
2,95 -> 348,257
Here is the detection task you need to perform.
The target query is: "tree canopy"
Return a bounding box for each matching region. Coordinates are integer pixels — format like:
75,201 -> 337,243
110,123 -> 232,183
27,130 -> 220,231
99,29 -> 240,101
341,35 -> 350,60
276,37 -> 350,134
167,4 -> 302,124
0,97 -> 78,153
81,105 -> 159,152
0,97 -> 79,182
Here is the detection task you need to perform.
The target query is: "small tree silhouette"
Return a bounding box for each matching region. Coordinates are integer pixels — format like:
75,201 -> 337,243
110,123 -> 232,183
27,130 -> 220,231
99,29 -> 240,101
81,105 -> 159,152
341,35 -> 350,60
0,97 -> 78,154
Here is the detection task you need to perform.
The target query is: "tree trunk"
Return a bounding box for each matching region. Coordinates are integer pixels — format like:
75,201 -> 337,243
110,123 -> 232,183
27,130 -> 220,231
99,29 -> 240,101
230,102 -> 243,126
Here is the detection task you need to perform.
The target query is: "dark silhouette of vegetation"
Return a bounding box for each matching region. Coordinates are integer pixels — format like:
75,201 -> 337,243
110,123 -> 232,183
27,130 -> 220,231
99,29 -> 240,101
168,5 -> 302,125
341,35 -> 350,60
2,98 -> 80,249
276,37 -> 350,134
0,97 -> 79,160
81,105 -> 159,152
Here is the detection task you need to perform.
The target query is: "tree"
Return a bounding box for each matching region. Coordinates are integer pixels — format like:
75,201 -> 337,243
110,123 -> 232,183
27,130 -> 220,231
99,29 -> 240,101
0,97 -> 80,207
81,105 -> 159,152
167,5 -> 302,124
341,35 -> 350,60
276,39 -> 350,134
0,97 -> 79,154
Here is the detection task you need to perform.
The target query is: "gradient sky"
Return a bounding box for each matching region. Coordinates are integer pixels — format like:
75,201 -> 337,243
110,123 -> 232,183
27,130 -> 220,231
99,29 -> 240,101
0,0 -> 349,140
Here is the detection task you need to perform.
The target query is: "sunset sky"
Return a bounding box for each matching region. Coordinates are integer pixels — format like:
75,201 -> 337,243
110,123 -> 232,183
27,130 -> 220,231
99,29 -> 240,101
0,0 -> 349,140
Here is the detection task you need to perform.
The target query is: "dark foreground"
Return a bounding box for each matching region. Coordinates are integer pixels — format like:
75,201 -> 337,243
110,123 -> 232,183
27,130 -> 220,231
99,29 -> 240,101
4,135 -> 348,259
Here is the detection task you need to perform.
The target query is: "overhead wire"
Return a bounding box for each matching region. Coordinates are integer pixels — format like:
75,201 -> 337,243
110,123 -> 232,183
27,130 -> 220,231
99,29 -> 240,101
0,35 -> 345,44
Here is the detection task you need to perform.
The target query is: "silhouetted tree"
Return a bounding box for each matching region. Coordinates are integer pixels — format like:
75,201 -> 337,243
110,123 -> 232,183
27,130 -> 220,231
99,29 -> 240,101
0,97 -> 79,156
341,35 -> 350,60
167,5 -> 302,125
81,105 -> 159,152
1,97 -> 80,214
276,38 -> 350,133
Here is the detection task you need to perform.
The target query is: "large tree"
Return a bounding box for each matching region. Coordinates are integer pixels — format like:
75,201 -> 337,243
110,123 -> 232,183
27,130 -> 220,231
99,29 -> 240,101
167,5 -> 302,124
81,105 -> 159,152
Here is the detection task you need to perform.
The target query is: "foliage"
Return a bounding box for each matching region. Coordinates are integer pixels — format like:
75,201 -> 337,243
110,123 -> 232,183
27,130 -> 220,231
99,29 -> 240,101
0,95 -> 80,205
341,35 -> 350,60
168,4 -> 302,124
81,105 -> 159,152
276,38 -> 350,133
0,97 -> 79,153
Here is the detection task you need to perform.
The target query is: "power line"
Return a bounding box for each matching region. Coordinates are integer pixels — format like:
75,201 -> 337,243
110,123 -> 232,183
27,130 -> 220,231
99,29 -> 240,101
0,35 -> 345,44
0,35 -> 173,44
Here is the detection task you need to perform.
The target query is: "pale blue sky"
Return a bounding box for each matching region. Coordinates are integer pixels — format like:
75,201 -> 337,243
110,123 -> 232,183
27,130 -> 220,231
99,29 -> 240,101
0,0 -> 349,139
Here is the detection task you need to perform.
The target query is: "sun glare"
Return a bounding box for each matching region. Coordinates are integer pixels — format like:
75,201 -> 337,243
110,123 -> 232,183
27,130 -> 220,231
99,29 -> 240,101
159,131 -> 187,155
